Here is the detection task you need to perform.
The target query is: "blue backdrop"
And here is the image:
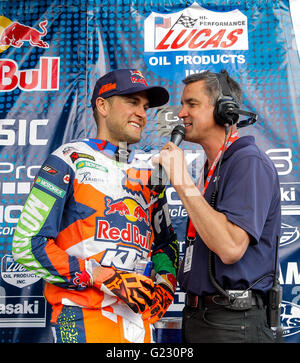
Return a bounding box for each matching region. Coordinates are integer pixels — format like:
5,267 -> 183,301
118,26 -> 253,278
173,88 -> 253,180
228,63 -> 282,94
0,0 -> 299,343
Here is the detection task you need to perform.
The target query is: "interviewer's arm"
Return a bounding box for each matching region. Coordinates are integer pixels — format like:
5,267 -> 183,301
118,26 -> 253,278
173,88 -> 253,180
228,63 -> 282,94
154,142 -> 250,264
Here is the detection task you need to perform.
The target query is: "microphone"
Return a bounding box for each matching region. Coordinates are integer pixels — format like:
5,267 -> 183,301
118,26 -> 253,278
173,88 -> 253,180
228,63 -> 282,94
225,107 -> 258,128
148,125 -> 186,193
234,109 -> 258,128
170,124 -> 186,145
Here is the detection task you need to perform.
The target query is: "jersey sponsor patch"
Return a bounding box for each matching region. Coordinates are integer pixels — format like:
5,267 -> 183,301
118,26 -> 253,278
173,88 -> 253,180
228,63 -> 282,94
12,187 -> 63,283
75,160 -> 108,173
70,152 -> 95,163
35,176 -> 66,198
42,165 -> 58,175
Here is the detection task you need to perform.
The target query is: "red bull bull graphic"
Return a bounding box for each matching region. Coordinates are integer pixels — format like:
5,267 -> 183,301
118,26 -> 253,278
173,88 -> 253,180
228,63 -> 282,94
105,197 -> 149,225
0,19 -> 49,50
133,205 -> 149,225
106,198 -> 130,217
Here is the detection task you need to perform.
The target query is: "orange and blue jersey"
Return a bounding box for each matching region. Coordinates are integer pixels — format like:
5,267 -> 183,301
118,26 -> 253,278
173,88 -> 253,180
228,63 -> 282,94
12,138 -> 178,325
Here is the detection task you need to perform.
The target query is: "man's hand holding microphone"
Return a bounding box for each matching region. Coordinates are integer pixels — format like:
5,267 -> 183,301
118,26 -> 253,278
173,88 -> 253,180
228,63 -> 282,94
147,125 -> 186,193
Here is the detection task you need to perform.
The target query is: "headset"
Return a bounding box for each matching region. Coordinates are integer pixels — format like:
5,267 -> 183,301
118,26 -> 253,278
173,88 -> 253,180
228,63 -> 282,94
213,71 -> 258,128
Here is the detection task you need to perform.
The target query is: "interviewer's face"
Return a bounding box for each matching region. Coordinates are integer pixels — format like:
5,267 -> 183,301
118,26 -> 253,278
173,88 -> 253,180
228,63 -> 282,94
97,91 -> 149,145
178,80 -> 216,144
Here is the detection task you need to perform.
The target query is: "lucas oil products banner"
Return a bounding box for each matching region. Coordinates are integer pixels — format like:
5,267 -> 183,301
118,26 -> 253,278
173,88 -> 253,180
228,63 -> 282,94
0,0 -> 300,343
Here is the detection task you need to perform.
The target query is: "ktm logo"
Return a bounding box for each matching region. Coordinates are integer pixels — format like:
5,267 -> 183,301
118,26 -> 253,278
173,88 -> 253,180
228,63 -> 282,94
0,16 -> 49,53
98,82 -> 116,96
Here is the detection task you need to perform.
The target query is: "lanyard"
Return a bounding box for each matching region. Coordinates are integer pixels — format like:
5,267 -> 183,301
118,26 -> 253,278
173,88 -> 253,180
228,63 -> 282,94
187,131 -> 239,240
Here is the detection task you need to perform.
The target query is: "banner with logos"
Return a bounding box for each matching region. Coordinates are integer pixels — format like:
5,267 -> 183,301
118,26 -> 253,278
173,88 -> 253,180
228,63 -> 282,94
0,0 -> 299,343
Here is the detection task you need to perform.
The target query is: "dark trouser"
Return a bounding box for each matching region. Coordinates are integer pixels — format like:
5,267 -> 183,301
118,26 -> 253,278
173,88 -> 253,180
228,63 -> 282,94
182,303 -> 283,343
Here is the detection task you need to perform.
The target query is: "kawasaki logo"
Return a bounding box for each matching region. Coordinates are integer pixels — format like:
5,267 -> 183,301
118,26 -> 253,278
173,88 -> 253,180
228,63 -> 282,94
0,299 -> 38,315
0,295 -> 47,327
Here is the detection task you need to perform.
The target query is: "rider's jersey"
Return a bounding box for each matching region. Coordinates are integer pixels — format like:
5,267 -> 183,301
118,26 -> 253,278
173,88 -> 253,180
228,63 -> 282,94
12,138 -> 177,320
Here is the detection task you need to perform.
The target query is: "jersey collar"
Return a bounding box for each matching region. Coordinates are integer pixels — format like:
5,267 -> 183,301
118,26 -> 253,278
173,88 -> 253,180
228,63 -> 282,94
83,138 -> 134,162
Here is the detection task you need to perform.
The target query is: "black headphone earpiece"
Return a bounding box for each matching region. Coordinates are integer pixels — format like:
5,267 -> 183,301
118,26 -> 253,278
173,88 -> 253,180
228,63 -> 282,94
213,71 -> 258,128
213,72 -> 240,126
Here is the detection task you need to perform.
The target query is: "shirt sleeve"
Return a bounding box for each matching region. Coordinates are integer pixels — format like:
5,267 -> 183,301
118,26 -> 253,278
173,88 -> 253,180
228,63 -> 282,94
216,153 -> 278,245
12,152 -> 87,289
150,189 -> 179,277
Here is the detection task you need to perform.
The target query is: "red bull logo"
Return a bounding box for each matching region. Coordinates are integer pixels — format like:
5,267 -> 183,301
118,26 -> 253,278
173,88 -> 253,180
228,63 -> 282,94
95,220 -> 151,250
0,17 -> 49,52
130,70 -> 144,78
0,17 -> 58,92
105,197 -> 149,225
0,57 -> 60,91
132,205 -> 149,225
106,198 -> 130,217
129,70 -> 148,86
